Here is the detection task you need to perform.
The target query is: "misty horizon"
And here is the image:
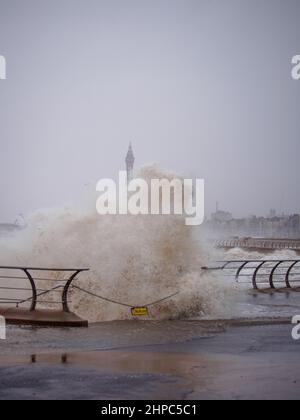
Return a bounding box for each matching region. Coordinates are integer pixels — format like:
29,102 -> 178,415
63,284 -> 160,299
0,0 -> 300,223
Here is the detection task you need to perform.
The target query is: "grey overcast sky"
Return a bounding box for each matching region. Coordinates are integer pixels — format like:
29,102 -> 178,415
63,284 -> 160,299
0,0 -> 299,222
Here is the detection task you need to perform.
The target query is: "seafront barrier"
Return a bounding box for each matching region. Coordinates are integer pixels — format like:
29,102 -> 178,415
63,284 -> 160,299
215,237 -> 300,251
0,266 -> 89,327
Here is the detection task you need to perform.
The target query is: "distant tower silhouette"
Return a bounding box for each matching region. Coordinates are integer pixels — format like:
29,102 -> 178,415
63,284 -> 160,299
125,143 -> 135,183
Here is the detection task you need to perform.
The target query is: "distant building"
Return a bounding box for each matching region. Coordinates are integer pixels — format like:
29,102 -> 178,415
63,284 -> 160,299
125,143 -> 135,183
211,210 -> 233,223
210,203 -> 233,223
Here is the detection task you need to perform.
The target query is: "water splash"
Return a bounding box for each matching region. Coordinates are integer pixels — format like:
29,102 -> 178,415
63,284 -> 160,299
0,167 -> 234,322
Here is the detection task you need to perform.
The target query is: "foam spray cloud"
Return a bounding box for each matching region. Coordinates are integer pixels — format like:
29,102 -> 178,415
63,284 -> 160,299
0,167 -> 234,322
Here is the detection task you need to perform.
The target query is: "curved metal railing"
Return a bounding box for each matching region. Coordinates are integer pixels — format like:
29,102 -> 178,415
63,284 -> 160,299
0,266 -> 89,312
202,260 -> 300,290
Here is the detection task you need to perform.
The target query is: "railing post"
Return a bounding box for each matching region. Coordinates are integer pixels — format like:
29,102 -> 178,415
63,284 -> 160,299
269,261 -> 284,289
252,261 -> 268,290
62,270 -> 82,313
235,261 -> 251,281
285,261 -> 298,288
23,269 -> 37,311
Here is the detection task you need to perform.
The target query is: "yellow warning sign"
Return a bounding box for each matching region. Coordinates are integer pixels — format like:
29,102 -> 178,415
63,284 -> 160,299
131,307 -> 149,316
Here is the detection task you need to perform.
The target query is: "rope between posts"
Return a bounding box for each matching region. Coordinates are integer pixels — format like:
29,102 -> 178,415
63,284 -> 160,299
146,291 -> 180,307
72,285 -> 179,308
0,284 -> 65,316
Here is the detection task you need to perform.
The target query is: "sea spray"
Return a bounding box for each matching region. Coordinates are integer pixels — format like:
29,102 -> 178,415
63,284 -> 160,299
0,166 -> 234,322
216,246 -> 300,262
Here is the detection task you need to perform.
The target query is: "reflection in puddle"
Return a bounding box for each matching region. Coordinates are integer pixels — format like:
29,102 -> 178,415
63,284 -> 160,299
30,353 -> 68,364
0,349 -> 216,381
0,350 -> 208,399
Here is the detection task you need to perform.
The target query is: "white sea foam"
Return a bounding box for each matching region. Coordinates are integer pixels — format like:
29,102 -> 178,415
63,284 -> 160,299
0,167 -> 234,322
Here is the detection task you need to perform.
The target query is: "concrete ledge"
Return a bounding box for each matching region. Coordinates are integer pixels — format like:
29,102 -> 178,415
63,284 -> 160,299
0,307 -> 88,328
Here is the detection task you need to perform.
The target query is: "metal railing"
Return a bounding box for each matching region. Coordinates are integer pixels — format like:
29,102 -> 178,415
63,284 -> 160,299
215,238 -> 300,251
202,260 -> 300,290
0,266 -> 89,312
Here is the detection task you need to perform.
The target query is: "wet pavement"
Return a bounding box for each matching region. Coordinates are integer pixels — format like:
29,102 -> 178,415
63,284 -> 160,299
1,287 -> 300,400
0,322 -> 299,400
